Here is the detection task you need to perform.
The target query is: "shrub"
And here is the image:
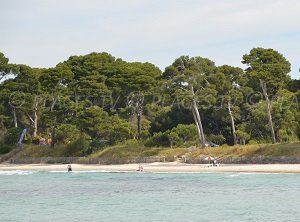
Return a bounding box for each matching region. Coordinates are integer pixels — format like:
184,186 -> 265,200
56,124 -> 81,144
65,137 -> 91,156
207,134 -> 226,145
144,131 -> 169,147
0,140 -> 13,154
31,136 -> 41,145
4,128 -> 24,145
248,140 -> 259,145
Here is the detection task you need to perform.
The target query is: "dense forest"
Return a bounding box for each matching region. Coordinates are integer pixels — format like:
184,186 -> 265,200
0,47 -> 299,155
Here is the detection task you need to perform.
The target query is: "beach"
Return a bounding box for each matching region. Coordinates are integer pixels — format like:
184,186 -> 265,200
1,163 -> 300,173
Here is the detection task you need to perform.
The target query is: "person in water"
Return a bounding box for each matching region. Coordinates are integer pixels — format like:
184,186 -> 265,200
67,164 -> 72,172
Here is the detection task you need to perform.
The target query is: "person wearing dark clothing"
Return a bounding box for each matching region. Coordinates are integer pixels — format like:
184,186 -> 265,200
67,164 -> 72,172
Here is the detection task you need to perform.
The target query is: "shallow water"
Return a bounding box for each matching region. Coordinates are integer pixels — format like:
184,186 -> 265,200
1,171 -> 300,222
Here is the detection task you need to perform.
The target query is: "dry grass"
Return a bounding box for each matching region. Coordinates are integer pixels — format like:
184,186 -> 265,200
189,142 -> 300,159
19,142 -> 300,160
20,144 -> 73,157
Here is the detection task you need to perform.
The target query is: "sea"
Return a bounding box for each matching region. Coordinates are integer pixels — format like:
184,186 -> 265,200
0,170 -> 300,222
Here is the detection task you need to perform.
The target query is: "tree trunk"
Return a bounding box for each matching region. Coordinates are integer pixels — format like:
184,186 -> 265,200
260,79 -> 276,144
12,107 -> 18,128
51,125 -> 55,148
228,101 -> 237,145
137,110 -> 141,140
191,107 -> 202,146
50,96 -> 57,148
33,111 -> 38,137
191,86 -> 206,148
27,112 -> 38,137
50,94 -> 58,112
32,101 -> 38,137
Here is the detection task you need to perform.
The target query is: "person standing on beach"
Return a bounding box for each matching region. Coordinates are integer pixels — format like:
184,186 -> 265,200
137,165 -> 144,172
67,164 -> 72,172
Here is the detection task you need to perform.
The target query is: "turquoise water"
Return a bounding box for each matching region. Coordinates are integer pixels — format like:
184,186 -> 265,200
1,171 -> 300,222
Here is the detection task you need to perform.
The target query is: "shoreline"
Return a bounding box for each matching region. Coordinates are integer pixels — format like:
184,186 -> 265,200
2,163 -> 300,173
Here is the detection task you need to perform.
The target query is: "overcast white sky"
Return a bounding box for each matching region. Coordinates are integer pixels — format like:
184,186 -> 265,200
0,0 -> 299,79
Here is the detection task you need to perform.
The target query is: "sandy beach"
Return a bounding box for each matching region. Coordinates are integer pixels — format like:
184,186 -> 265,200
1,163 -> 300,173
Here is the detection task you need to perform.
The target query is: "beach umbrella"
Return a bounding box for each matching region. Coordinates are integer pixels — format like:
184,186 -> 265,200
204,156 -> 214,161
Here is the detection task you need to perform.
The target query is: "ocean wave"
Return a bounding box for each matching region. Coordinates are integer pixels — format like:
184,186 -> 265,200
0,170 -> 34,175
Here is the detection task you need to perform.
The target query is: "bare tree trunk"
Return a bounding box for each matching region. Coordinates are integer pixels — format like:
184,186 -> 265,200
27,112 -> 38,137
191,107 -> 202,146
50,96 -> 57,112
50,96 -> 58,148
26,100 -> 39,137
32,101 -> 38,137
228,101 -> 237,145
12,107 -> 18,128
130,92 -> 143,140
260,79 -> 276,144
33,111 -> 38,137
191,86 -> 206,148
137,110 -> 141,140
11,106 -> 18,128
51,125 -> 55,148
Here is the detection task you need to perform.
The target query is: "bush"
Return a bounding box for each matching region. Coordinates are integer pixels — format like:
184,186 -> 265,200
4,128 -> 24,145
0,140 -> 13,154
144,131 -> 169,147
248,140 -> 259,145
31,136 -> 41,145
56,124 -> 81,144
125,139 -> 143,147
207,134 -> 226,145
65,137 -> 91,156
82,139 -> 108,155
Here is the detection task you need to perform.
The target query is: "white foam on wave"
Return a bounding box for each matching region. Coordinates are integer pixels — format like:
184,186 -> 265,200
229,173 -> 240,177
228,172 -> 294,177
0,170 -> 34,175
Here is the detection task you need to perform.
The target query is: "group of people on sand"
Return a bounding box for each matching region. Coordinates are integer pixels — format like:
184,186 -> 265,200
39,137 -> 52,146
212,159 -> 219,167
137,165 -> 144,172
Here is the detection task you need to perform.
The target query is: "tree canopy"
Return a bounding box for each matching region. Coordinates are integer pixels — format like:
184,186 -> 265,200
0,48 -> 299,155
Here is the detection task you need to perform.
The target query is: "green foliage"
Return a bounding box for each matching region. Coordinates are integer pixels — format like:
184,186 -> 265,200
77,106 -> 110,138
56,124 -> 81,144
0,140 -> 13,154
4,128 -> 23,145
145,131 -> 169,147
65,137 -> 91,156
207,134 -> 226,145
173,124 -> 197,143
108,115 -> 133,144
242,47 -> 291,92
0,48 -> 299,159
167,131 -> 180,148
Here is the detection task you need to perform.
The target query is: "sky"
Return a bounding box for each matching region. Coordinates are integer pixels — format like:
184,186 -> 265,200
0,0 -> 299,79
